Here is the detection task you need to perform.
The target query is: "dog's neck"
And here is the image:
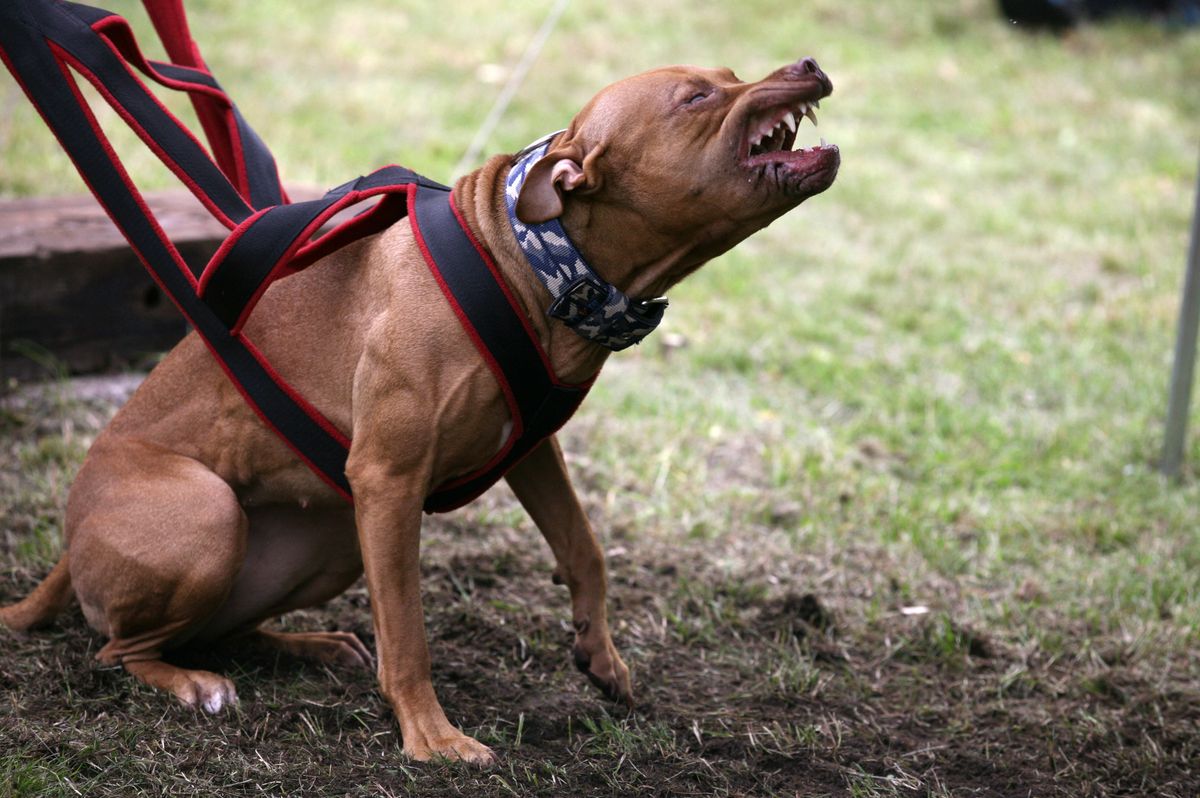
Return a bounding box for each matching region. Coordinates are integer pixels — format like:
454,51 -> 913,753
454,153 -> 700,385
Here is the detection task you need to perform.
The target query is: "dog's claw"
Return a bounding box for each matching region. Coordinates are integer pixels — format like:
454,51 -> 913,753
585,669 -> 631,707
573,643 -> 635,709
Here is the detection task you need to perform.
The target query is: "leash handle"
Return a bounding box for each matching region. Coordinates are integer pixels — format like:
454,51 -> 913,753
142,0 -> 203,68
0,0 -> 349,497
140,0 -> 284,206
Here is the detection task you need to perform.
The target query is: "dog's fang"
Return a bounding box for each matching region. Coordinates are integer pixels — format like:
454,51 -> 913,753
804,106 -> 818,126
783,112 -> 797,132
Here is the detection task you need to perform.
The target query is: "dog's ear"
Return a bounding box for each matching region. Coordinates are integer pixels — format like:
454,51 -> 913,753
515,142 -> 603,224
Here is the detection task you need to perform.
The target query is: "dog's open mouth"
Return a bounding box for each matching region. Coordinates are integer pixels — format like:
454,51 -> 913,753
740,95 -> 839,195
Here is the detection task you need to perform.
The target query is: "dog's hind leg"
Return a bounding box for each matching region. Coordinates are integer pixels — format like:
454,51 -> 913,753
66,436 -> 249,713
504,436 -> 634,708
187,504 -> 371,670
0,555 -> 74,632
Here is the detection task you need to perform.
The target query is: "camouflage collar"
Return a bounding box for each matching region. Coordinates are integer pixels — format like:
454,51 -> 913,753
503,137 -> 667,352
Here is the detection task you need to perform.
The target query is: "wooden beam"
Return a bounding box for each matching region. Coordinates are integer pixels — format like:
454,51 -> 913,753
0,187 -> 337,386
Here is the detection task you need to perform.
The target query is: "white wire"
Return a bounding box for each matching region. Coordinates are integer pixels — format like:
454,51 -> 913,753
452,0 -> 570,179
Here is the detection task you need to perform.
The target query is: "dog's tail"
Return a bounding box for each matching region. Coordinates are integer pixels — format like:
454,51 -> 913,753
0,555 -> 74,632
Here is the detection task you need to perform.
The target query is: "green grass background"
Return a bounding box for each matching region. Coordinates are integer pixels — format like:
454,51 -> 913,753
2,0 -> 1199,760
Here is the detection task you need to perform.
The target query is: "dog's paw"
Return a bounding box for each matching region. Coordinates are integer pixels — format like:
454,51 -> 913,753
573,642 -> 634,709
405,733 -> 496,767
174,670 -> 239,714
256,629 -> 375,671
317,631 -> 375,670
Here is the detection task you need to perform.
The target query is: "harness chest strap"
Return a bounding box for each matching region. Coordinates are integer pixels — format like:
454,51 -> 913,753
410,188 -> 593,513
0,0 -> 588,512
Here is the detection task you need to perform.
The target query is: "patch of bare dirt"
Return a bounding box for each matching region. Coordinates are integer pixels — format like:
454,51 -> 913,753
3,522 -> 1197,797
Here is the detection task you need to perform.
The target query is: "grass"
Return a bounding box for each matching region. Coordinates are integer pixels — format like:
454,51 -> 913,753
4,0 -> 1200,795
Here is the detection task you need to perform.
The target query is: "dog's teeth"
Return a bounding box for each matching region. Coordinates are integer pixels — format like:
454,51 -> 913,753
783,112 -> 797,132
820,137 -> 828,147
805,106 -> 818,126
813,99 -> 820,109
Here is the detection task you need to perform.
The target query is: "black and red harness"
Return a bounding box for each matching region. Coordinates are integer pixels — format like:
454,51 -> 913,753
0,0 -> 602,512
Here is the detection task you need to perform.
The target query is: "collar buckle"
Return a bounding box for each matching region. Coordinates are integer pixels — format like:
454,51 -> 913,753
548,276 -> 610,324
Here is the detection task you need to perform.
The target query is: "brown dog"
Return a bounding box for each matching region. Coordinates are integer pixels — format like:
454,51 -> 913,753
0,58 -> 838,764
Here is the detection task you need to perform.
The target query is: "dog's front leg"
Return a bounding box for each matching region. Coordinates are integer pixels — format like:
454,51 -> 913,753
348,463 -> 495,765
505,436 -> 634,707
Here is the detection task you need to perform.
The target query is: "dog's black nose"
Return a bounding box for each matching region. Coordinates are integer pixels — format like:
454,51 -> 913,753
793,57 -> 832,95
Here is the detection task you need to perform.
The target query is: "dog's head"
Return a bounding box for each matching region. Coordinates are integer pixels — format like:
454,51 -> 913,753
515,58 -> 839,283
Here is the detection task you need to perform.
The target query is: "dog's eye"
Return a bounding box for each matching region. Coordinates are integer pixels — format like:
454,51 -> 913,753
681,84 -> 715,106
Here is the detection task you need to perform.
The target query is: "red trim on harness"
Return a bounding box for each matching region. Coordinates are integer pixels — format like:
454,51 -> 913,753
197,207 -> 271,296
288,188 -> 410,272
228,185 -> 410,334
447,191 -> 593,391
140,0 -> 247,196
238,336 -> 353,450
42,44 -> 201,292
228,210 -> 334,334
407,187 -> 525,484
289,193 -> 404,271
222,104 -> 251,203
91,17 -> 224,99
52,42 -> 242,229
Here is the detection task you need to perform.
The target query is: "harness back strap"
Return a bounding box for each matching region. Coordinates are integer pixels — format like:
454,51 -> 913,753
0,0 -> 587,511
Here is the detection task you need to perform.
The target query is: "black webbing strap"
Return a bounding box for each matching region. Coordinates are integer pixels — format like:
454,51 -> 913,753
69,1 -> 285,211
412,189 -> 590,513
0,0 -> 363,497
200,167 -> 441,331
0,0 -> 590,512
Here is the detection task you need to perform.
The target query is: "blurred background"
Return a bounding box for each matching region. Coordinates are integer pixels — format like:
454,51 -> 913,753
1,1 -> 1199,795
